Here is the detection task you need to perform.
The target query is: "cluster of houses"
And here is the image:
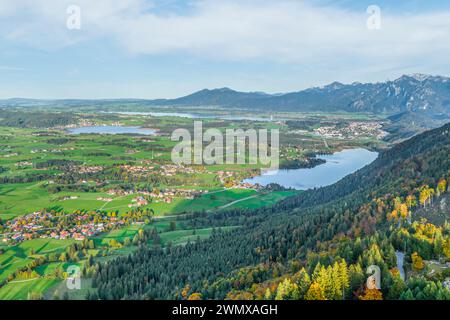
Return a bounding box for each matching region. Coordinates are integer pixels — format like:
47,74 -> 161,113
120,164 -> 204,177
216,170 -> 235,184
107,189 -> 134,196
0,210 -> 127,244
106,188 -> 209,207
314,121 -> 388,139
2,152 -> 18,158
230,182 -> 260,190
56,120 -> 122,130
129,196 -> 149,208
120,164 -> 155,175
61,196 -> 79,201
108,187 -> 206,200
97,197 -> 113,202
160,164 -> 202,176
118,164 -> 258,191
75,165 -> 104,174
30,147 -> 75,154
216,171 -> 259,190
15,161 -> 33,167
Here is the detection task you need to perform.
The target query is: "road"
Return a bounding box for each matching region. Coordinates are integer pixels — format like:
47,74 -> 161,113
396,251 -> 406,281
218,195 -> 259,210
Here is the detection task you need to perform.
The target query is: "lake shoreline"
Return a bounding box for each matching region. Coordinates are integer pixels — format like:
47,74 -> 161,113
66,125 -> 157,136
244,148 -> 379,190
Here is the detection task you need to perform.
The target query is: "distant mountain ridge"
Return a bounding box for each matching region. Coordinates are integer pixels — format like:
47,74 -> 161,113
147,74 -> 450,116
1,74 -> 449,117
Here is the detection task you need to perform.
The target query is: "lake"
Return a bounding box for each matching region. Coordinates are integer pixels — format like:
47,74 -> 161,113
244,148 -> 378,190
107,111 -> 279,122
67,126 -> 156,135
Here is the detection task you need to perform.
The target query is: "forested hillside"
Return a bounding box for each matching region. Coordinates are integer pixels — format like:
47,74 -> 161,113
88,123 -> 450,300
0,110 -> 79,128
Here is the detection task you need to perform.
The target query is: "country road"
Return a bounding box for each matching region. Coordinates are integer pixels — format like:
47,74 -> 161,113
396,251 -> 406,281
218,195 -> 259,210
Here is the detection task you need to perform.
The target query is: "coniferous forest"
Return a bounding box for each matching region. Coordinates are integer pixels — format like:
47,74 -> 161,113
87,124 -> 450,300
2,2 -> 450,310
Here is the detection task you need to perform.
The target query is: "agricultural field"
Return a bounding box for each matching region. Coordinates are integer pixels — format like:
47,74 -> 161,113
0,238 -> 75,283
0,109 -> 386,299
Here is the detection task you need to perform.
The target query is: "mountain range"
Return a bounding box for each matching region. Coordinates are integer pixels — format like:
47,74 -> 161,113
1,74 -> 449,138
145,74 -> 450,116
2,74 -> 449,116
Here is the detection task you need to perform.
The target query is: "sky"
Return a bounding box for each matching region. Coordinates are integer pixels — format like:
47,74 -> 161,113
1,0 -> 450,99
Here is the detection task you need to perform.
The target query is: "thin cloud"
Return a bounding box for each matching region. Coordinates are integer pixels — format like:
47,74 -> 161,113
1,0 -> 450,98
1,0 -> 450,65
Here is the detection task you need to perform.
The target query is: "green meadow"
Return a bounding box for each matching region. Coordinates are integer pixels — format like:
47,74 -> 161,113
0,238 -> 75,283
0,111 -> 383,300
0,182 -> 297,220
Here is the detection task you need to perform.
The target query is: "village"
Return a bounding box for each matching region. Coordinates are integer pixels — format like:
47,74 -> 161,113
0,209 -> 147,245
119,163 -> 205,177
105,188 -> 209,207
314,121 -> 388,139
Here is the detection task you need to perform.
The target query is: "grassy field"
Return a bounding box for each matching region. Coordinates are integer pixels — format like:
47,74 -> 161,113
0,183 -> 297,221
158,226 -> 238,246
0,224 -> 237,300
0,238 -> 75,283
0,111 -> 385,299
0,278 -> 59,300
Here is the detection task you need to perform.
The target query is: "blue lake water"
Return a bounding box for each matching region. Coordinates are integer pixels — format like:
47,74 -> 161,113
244,148 -> 378,190
111,111 -> 199,118
107,111 -> 279,122
68,126 -> 156,135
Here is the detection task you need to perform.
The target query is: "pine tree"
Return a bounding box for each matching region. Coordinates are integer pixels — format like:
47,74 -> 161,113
331,262 -> 342,299
293,268 -> 311,299
338,259 -> 350,299
305,282 -> 326,300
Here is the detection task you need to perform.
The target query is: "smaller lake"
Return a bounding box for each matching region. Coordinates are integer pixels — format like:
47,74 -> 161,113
111,111 -> 199,118
67,126 -> 156,135
106,111 -> 279,122
244,148 -> 378,190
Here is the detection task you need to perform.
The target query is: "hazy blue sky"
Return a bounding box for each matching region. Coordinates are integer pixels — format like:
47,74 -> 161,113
1,0 -> 450,99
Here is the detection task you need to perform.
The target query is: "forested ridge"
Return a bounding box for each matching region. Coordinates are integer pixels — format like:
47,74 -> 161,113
88,123 -> 450,300
0,110 -> 79,128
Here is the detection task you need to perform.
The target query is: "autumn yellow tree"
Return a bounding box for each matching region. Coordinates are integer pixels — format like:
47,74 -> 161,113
359,288 -> 383,300
406,194 -> 417,208
393,197 -> 402,211
181,284 -> 191,299
188,293 -> 202,300
387,209 -> 398,222
275,278 -> 299,300
304,282 -> 326,300
264,288 -> 272,300
419,187 -> 432,207
437,179 -> 447,195
443,241 -> 450,259
338,259 -> 350,299
399,203 -> 409,220
411,252 -> 425,271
